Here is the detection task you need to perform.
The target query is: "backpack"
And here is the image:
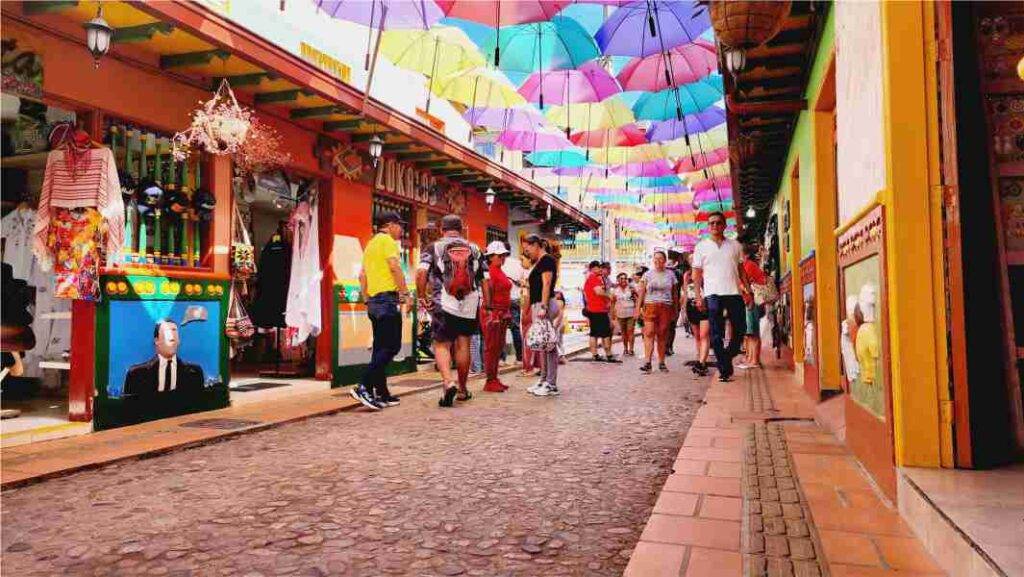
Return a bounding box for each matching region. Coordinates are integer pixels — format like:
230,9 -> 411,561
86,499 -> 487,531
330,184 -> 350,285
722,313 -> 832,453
437,238 -> 476,300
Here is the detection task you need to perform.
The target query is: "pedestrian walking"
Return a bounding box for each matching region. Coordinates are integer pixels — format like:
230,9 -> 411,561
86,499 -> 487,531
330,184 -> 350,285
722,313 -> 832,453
416,214 -> 487,407
610,272 -> 638,356
481,241 -> 513,392
692,211 -> 752,382
683,253 -> 711,376
738,244 -> 768,370
502,246 -> 525,365
583,260 -> 615,361
664,250 -> 685,356
518,253 -> 538,377
521,234 -> 561,396
352,211 -> 409,410
637,249 -> 678,373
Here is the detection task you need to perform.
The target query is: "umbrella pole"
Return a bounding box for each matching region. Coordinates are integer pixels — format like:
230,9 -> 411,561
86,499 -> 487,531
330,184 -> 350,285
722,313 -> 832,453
364,0 -> 378,70
537,26 -> 544,109
362,4 -> 389,115
494,0 -> 501,66
425,36 -> 440,114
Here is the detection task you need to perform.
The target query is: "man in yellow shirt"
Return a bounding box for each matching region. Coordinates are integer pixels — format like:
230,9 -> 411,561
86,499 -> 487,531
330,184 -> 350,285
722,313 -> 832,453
351,211 -> 409,410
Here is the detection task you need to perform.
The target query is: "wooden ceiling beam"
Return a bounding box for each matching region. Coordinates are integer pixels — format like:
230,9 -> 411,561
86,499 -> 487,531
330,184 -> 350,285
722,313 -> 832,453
211,72 -> 275,89
290,105 -> 347,120
160,49 -> 230,70
113,22 -> 175,43
726,96 -> 806,116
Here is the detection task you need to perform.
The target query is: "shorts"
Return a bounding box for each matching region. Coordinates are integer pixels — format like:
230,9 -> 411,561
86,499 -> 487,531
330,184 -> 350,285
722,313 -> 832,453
745,305 -> 764,336
617,316 -> 636,334
686,299 -> 708,322
642,303 -> 674,336
431,311 -> 479,342
586,310 -> 612,338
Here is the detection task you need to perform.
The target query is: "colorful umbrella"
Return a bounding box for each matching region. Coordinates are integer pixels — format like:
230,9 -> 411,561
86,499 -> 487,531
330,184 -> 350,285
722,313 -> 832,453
546,97 -> 635,131
570,123 -> 648,148
462,106 -> 547,131
646,107 -> 726,142
617,39 -> 718,91
594,0 -> 711,58
437,1 -> 570,27
526,150 -> 589,167
480,16 -> 600,74
611,159 -> 676,178
497,129 -> 575,151
316,0 -> 445,29
632,74 -> 723,121
517,60 -> 620,108
674,146 -> 729,173
433,67 -> 525,107
381,26 -> 486,111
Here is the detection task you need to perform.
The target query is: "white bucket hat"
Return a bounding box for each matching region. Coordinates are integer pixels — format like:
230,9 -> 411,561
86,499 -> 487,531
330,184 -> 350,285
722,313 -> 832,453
484,240 -> 510,256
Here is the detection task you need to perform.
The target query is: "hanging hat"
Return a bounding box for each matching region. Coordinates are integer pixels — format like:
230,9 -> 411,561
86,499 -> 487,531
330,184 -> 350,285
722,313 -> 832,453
118,170 -> 137,201
135,178 -> 163,216
164,188 -> 189,216
192,189 -> 216,222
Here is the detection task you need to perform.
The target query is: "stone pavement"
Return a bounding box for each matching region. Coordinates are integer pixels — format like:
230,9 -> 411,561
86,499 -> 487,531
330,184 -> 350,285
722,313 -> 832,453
624,359 -> 949,577
1,344 -> 709,577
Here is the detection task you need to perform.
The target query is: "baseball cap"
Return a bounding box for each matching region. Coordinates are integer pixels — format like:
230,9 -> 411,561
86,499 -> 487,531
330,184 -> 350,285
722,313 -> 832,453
485,241 -> 510,256
374,210 -> 406,227
440,214 -> 463,232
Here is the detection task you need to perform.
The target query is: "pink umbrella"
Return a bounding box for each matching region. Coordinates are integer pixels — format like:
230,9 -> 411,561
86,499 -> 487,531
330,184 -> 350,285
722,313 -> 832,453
691,177 -> 732,193
692,186 -> 734,201
570,123 -> 648,148
611,159 -> 676,178
552,165 -> 609,176
674,146 -> 729,173
518,61 -> 621,108
617,39 -> 718,91
497,129 -> 575,151
437,0 -> 571,65
463,106 -> 547,131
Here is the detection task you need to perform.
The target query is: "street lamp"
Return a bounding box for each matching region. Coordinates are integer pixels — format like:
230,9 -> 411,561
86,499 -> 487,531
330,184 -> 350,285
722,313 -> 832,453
724,47 -> 747,76
746,206 -> 756,219
368,134 -> 384,167
83,5 -> 114,68
485,187 -> 495,211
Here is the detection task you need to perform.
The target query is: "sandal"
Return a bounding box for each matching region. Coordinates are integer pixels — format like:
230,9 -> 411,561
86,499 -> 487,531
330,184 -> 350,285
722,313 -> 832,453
439,385 -> 458,408
457,390 -> 473,402
640,363 -> 652,374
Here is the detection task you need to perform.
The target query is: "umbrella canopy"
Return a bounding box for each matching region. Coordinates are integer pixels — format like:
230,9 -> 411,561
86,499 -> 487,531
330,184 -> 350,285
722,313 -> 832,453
690,176 -> 733,192
497,129 -> 575,151
628,175 -> 684,188
570,123 -> 648,148
674,146 -> 729,173
546,97 -> 635,131
518,61 -> 621,107
316,0 -> 445,29
526,150 -> 589,167
595,0 -> 711,57
658,126 -> 729,156
480,16 -> 600,74
433,67 -> 526,107
617,39 -> 718,90
632,74 -> 723,121
380,26 -> 485,78
437,1 -> 570,27
462,106 -> 547,131
611,159 -> 676,178
646,106 -> 726,142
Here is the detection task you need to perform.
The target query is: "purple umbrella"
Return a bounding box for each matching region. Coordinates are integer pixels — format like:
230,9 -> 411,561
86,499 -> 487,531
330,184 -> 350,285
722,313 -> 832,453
463,107 -> 547,131
316,0 -> 444,29
497,129 -> 575,152
595,0 -> 711,58
646,107 -> 726,142
611,159 -> 676,178
517,61 -> 621,108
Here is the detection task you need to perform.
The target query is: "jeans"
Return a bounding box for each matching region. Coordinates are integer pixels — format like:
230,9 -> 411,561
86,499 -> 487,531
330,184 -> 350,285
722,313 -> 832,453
706,294 -> 747,378
505,300 -> 523,361
470,334 -> 483,373
361,293 -> 402,398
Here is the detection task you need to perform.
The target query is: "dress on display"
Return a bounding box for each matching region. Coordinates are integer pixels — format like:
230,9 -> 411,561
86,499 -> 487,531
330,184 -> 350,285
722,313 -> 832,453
284,201 -> 322,344
251,236 -> 291,329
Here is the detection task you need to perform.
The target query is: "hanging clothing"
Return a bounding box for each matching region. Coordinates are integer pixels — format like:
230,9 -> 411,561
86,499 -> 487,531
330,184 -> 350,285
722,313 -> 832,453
284,201 -> 322,344
252,236 -> 292,328
1,206 -> 38,282
33,147 -> 125,271
48,208 -> 104,301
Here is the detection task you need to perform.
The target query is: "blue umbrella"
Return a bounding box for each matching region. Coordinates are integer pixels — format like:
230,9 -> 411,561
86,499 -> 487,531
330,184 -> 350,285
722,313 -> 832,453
480,16 -> 600,74
595,0 -> 711,58
632,74 -> 723,121
526,150 -> 590,167
646,106 -> 727,142
628,175 -> 683,188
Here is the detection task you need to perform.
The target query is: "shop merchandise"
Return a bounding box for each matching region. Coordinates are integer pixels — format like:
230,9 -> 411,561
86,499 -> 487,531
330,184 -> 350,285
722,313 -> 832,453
1,204 -> 37,281
251,232 -> 292,329
284,201 -> 322,344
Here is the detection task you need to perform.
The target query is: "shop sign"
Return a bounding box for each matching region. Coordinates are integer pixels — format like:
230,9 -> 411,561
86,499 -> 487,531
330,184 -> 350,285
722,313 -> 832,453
300,42 -> 351,83
375,156 -> 467,215
1,38 -> 43,100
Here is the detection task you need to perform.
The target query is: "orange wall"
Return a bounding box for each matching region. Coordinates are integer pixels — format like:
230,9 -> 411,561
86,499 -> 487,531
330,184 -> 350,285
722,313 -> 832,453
332,179 -> 375,244
464,191 -> 510,247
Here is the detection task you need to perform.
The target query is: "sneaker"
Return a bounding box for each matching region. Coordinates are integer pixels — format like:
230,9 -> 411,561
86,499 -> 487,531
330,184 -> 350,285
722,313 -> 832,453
719,375 -> 734,383
439,384 -> 458,407
350,386 -> 382,411
533,383 -> 560,396
735,362 -> 753,370
640,363 -> 652,374
592,354 -> 604,362
658,363 -> 669,373
379,394 -> 401,407
527,381 -> 546,395
665,349 -> 674,357
605,355 -> 620,363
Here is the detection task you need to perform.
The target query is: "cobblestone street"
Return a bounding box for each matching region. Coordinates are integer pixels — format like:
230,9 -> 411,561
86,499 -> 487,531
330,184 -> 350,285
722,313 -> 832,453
2,351 -> 708,577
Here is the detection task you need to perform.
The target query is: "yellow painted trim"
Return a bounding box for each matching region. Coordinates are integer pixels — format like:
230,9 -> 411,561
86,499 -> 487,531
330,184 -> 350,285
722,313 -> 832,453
0,421 -> 88,440
813,109 -> 842,391
880,0 -> 943,468
834,193 -> 885,238
810,47 -> 838,111
789,165 -> 805,365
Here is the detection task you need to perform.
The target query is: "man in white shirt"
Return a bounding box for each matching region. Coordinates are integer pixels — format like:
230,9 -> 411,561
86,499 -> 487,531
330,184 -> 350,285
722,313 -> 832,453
501,246 -> 525,363
692,212 -> 752,381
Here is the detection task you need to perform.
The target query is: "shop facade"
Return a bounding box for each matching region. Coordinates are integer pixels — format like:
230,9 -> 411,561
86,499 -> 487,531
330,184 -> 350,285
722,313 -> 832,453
1,1 -> 594,437
725,2 -> 1022,574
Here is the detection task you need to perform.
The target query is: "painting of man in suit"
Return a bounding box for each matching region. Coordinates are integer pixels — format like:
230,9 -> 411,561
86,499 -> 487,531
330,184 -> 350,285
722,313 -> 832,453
122,319 -> 205,401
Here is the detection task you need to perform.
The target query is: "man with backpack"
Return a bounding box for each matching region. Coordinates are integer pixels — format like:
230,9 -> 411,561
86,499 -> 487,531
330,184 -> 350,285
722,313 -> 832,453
416,214 -> 488,407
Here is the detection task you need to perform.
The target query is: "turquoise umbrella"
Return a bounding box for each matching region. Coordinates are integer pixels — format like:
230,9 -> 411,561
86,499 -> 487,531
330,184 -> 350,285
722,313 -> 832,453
480,16 -> 600,75
632,74 -> 723,121
628,175 -> 683,188
526,150 -> 590,167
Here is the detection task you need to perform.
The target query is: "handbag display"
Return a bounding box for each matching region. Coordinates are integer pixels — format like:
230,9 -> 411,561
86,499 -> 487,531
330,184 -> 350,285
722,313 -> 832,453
225,284 -> 254,340
230,203 -> 256,280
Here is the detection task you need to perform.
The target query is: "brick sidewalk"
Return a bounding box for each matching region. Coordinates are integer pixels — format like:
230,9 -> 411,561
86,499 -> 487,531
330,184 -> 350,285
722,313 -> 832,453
625,364 -> 947,577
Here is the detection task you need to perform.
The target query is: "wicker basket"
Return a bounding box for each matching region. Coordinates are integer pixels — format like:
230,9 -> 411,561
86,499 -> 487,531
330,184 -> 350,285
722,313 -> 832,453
710,1 -> 793,49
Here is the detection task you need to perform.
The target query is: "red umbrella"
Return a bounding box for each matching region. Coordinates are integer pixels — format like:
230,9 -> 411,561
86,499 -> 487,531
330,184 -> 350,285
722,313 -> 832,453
570,124 -> 648,148
673,146 -> 729,173
436,1 -> 571,65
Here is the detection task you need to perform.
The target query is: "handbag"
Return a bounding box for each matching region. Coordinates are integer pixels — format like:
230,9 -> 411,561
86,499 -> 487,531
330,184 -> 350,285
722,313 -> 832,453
526,317 -> 559,352
752,280 -> 779,306
231,203 -> 256,280
225,284 -> 255,340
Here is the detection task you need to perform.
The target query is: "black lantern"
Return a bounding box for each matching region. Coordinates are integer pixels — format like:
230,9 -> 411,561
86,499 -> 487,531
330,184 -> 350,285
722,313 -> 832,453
83,5 -> 114,68
368,134 -> 384,167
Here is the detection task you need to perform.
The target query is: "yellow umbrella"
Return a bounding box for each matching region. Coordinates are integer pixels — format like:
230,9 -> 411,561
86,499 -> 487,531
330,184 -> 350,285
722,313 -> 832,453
433,67 -> 525,108
546,98 -> 634,131
659,126 -> 729,157
381,27 -> 484,79
681,162 -> 730,185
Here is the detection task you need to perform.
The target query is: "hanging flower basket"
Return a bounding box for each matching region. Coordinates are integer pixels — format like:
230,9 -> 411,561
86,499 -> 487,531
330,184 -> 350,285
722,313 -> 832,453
234,117 -> 291,176
708,1 -> 792,49
173,79 -> 253,161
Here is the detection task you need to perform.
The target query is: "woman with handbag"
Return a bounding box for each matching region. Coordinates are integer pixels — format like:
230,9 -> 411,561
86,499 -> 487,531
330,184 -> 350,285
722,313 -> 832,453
738,245 -> 770,369
521,234 -> 561,397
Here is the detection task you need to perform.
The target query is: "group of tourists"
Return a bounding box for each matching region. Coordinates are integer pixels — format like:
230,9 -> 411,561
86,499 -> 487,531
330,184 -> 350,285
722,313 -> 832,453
351,208 -> 772,411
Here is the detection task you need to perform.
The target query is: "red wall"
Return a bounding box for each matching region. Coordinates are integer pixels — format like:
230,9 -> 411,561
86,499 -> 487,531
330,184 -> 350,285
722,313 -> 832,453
464,191 -> 510,247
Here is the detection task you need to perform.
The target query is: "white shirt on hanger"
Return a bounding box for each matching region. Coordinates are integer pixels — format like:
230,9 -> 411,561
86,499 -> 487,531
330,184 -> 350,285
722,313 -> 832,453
2,206 -> 38,282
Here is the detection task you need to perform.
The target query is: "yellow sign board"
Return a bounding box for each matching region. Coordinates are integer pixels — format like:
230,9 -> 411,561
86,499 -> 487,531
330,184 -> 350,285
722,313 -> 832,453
300,42 -> 351,83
